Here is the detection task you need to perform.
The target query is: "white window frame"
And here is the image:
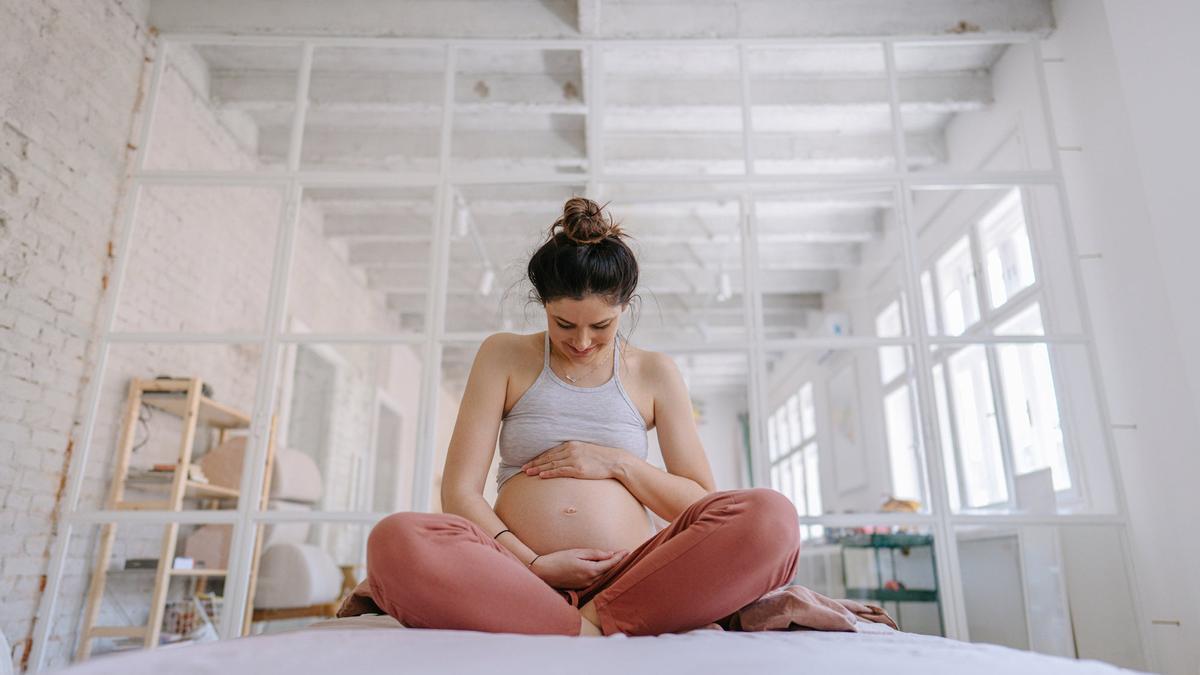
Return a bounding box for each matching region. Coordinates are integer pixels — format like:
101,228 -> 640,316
922,188 -> 1083,511
875,295 -> 929,506
769,382 -> 822,540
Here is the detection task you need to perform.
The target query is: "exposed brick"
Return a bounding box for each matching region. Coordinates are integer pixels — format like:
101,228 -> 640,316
1,1 -> 424,668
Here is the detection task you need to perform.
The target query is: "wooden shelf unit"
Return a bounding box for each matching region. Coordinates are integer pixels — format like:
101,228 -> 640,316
76,377 -> 276,660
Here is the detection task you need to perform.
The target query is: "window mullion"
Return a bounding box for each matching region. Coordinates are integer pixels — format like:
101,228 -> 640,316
967,223 -> 992,329
983,343 -> 1020,508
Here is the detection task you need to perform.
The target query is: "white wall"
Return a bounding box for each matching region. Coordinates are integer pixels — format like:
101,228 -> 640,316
1045,2 -> 1200,672
0,16 -> 449,668
1098,1 -> 1200,427
0,1 -> 153,670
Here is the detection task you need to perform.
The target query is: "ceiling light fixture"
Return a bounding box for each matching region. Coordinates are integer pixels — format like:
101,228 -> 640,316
454,194 -> 470,238
717,271 -> 733,302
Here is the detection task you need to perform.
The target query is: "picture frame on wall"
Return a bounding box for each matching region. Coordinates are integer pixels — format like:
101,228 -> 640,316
828,359 -> 868,494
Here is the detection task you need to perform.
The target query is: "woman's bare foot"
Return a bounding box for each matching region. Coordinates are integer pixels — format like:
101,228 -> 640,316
577,601 -> 603,636
578,613 -> 602,636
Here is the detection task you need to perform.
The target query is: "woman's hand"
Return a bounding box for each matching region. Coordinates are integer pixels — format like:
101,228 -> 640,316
528,548 -> 630,588
520,441 -> 624,480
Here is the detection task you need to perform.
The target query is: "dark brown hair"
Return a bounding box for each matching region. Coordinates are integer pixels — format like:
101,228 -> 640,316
526,197 -> 639,308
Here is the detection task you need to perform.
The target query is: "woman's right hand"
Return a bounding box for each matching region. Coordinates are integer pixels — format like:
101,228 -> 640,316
529,548 -> 629,589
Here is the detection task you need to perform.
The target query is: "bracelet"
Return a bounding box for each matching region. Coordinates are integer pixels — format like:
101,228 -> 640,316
527,554 -> 542,568
493,529 -> 512,540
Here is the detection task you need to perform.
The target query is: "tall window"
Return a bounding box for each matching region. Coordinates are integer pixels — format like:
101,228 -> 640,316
876,299 -> 927,504
923,189 -> 1074,509
769,382 -> 822,540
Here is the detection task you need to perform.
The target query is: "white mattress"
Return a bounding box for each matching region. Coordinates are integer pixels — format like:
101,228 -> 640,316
56,618 -> 1145,675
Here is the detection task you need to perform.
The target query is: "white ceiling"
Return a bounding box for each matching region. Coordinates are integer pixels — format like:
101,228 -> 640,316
151,0 -> 1047,394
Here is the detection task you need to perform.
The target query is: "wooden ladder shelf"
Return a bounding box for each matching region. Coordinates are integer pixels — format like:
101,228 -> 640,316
75,377 -> 275,660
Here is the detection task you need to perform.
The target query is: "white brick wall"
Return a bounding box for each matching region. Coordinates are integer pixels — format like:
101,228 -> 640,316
0,0 -> 153,670
50,37 -> 428,672
1,4 -> 430,670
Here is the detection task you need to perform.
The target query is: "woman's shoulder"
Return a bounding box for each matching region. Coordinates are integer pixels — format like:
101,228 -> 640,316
477,331 -> 544,370
618,338 -> 678,387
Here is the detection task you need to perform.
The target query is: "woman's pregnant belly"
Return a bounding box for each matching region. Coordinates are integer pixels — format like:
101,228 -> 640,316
494,472 -> 655,555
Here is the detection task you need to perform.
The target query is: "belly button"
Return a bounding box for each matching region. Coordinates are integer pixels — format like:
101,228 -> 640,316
563,505 -> 577,515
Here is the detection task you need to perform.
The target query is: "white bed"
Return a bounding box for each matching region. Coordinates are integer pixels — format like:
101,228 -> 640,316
56,615 -> 1145,675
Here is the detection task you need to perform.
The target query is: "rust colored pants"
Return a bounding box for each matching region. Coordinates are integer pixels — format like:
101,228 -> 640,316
363,487 -> 801,636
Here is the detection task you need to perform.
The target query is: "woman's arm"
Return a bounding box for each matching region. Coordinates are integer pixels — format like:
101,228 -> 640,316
612,352 -> 717,522
439,334 -> 538,564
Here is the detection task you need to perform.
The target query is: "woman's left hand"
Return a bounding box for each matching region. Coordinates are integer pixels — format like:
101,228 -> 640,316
521,441 -> 623,480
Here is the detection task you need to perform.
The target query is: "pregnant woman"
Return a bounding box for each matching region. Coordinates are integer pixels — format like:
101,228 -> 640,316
352,197 -> 801,637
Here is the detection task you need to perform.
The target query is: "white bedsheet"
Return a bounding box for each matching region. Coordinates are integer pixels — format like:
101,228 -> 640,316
56,619 -> 1145,675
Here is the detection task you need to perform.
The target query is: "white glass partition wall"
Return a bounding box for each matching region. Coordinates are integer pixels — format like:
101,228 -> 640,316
31,34 -> 1142,671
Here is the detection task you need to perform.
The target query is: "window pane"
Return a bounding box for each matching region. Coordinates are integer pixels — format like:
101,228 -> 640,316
804,444 -> 823,519
768,414 -> 780,462
604,46 -> 743,175
82,343 -> 264,513
747,44 -> 893,174
601,182 -> 747,347
145,45 -> 300,171
444,184 -> 582,334
60,522 -> 236,664
932,343 -> 1116,514
765,346 -> 929,516
935,236 -> 980,336
273,343 -> 424,513
896,42 -> 1053,173
996,302 -> 1044,336
304,47 -> 444,173
786,394 -> 802,448
779,452 -> 794,503
772,408 -> 788,461
946,345 -> 1008,507
932,363 -> 962,511
979,189 -> 1036,309
116,185 -> 283,334
754,187 -> 908,340
955,525 -> 1142,660
920,270 -> 939,335
790,452 -> 806,516
996,342 -> 1071,491
837,526 -> 944,635
884,385 -> 924,503
799,383 -> 816,441
286,186 -> 437,335
913,185 -> 1082,336
453,49 -> 586,176
876,300 -> 907,384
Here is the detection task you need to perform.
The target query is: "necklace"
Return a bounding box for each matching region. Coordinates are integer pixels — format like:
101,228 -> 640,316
553,340 -> 614,384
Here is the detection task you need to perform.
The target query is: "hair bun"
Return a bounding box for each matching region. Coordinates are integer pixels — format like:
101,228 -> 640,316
553,196 -> 622,245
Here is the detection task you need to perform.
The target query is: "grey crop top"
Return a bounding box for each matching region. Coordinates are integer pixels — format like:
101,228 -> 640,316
496,331 -> 648,491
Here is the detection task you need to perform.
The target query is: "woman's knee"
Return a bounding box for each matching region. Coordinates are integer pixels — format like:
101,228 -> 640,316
367,512 -> 444,564
733,488 -> 801,552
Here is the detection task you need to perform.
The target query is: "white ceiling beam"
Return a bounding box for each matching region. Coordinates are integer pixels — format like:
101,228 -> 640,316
369,268 -> 840,295
601,0 -> 1054,39
327,217 -> 880,244
149,0 -> 1053,39
606,73 -> 986,113
211,71 -> 984,123
150,0 -> 580,38
577,0 -> 601,37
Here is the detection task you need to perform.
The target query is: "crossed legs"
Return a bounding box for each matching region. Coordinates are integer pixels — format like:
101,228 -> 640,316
364,487 -> 800,636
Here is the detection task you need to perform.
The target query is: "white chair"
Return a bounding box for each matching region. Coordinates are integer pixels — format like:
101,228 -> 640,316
192,439 -> 352,623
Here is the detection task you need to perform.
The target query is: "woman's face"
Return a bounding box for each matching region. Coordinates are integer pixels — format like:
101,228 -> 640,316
544,295 -> 624,362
